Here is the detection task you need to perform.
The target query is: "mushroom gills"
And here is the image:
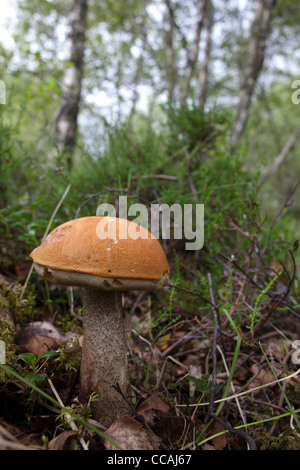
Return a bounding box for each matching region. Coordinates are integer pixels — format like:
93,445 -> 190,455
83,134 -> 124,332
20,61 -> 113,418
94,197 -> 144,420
33,263 -> 168,291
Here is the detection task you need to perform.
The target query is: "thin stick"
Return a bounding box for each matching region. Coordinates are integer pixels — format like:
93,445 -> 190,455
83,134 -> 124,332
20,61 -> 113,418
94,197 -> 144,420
48,378 -> 89,450
217,344 -> 247,426
205,272 -> 220,421
175,367 -> 300,408
20,184 -> 71,300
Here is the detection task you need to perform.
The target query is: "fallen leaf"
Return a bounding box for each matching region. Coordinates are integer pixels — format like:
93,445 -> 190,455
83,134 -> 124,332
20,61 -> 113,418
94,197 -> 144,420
202,443 -> 216,450
137,394 -> 169,414
15,320 -> 76,355
155,333 -> 172,351
48,430 -> 78,450
0,419 -> 42,450
137,394 -> 169,427
249,364 -> 275,390
24,334 -> 59,356
210,421 -> 227,450
105,416 -> 161,450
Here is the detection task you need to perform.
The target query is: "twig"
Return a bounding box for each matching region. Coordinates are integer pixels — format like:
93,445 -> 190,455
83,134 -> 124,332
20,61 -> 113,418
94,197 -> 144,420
174,367 -> 300,408
253,241 -> 298,333
48,378 -> 89,450
160,326 -> 203,359
131,174 -> 178,182
112,383 -> 160,440
166,281 -> 216,309
217,344 -> 247,427
205,273 -> 220,422
75,187 -> 150,218
20,184 -> 71,300
209,412 -> 257,450
262,180 -> 300,256
216,252 -> 300,318
261,128 -> 300,181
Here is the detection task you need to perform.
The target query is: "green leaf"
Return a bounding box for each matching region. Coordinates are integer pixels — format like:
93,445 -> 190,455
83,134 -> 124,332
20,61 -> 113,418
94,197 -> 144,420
186,374 -> 222,394
39,350 -> 59,359
18,352 -> 36,366
25,373 -> 47,384
186,374 -> 211,392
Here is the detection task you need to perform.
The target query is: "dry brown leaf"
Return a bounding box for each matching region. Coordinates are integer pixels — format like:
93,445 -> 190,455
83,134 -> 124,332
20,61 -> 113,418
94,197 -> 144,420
137,394 -> 169,415
155,333 -> 172,351
15,320 -> 76,355
249,364 -> 275,390
202,443 -> 216,450
137,394 -> 169,427
0,419 -> 42,450
48,430 -> 78,450
25,334 -> 59,356
210,422 -> 227,450
105,416 -> 161,450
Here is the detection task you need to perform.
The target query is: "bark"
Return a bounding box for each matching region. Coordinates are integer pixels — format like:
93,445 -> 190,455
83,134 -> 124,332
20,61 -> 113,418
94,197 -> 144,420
231,0 -> 277,153
165,4 -> 176,105
198,0 -> 214,108
180,0 -> 209,105
54,0 -> 88,169
164,0 -> 187,105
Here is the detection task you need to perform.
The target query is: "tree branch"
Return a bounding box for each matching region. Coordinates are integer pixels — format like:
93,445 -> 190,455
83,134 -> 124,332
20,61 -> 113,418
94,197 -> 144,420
261,126 -> 300,180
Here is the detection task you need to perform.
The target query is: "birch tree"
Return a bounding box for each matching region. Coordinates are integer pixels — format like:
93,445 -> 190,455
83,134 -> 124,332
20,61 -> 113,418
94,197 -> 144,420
198,0 -> 214,108
180,0 -> 209,105
231,0 -> 277,153
54,0 -> 88,169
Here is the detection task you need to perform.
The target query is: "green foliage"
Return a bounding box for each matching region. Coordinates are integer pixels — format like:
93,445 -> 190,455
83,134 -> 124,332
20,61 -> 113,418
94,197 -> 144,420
246,269 -> 283,337
186,374 -> 222,396
0,282 -> 36,324
18,350 -> 59,387
166,104 -> 231,152
149,285 -> 181,347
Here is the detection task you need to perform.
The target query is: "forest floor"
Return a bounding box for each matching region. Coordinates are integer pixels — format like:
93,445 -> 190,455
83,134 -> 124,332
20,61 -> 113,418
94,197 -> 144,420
1,233 -> 300,452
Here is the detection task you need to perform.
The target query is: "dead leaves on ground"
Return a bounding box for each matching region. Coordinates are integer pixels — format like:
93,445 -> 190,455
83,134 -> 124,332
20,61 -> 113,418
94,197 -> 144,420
15,320 -> 77,356
0,419 -> 42,450
105,416 -> 161,450
105,394 -> 185,450
48,430 -> 78,450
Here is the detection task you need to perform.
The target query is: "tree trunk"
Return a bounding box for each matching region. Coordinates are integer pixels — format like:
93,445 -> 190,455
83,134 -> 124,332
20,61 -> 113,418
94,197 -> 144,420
231,0 -> 277,153
198,0 -> 214,108
165,4 -> 176,105
180,0 -> 209,105
54,0 -> 88,169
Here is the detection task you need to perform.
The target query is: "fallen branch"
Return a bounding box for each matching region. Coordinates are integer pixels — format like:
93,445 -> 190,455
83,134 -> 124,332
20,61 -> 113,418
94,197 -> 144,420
261,126 -> 300,180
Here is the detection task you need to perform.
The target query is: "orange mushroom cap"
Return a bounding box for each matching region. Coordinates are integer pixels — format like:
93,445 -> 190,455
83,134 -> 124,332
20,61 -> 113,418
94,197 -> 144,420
30,216 -> 170,291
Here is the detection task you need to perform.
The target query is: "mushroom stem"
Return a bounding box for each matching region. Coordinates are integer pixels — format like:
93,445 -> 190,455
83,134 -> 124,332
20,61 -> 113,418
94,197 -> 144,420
80,288 -> 130,427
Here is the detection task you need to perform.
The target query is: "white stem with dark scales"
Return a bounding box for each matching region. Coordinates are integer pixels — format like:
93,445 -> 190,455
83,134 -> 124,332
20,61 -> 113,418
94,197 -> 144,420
80,289 -> 130,428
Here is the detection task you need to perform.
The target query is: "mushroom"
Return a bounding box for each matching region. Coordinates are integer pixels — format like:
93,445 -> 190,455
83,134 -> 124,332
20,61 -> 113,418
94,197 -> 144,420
30,216 -> 170,427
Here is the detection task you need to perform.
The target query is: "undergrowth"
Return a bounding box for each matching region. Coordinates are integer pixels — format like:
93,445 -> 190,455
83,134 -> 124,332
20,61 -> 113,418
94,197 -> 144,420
0,104 -> 299,450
